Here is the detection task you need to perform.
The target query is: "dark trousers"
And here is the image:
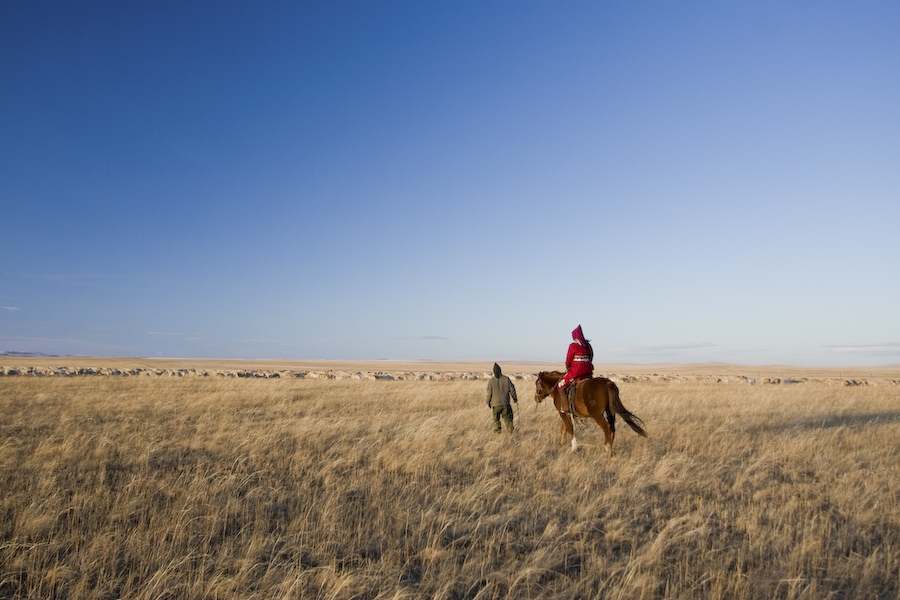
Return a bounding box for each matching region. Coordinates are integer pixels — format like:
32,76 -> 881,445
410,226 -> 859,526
492,404 -> 514,433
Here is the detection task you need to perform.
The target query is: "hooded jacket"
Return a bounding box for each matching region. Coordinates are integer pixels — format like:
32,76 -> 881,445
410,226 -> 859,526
486,363 -> 518,408
558,325 -> 594,392
565,325 -> 594,370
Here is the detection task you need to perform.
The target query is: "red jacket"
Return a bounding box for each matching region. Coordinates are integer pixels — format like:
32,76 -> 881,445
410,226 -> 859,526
565,341 -> 593,378
560,326 -> 593,389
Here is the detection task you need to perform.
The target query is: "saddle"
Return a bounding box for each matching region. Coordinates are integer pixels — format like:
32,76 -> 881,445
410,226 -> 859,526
565,376 -> 592,415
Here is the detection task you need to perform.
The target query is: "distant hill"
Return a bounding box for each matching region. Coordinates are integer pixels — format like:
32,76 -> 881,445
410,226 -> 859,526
0,350 -> 60,358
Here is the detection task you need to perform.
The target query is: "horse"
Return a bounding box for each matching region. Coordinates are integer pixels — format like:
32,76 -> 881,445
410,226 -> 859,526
534,371 -> 647,453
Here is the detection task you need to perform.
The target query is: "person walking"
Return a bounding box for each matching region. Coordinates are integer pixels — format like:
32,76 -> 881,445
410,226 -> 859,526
486,362 -> 518,433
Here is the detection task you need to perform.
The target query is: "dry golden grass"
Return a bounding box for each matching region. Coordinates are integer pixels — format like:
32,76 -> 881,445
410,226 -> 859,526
1,370 -> 898,599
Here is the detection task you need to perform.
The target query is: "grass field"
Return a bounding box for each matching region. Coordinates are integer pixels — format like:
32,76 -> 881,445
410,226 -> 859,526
1,363 -> 898,599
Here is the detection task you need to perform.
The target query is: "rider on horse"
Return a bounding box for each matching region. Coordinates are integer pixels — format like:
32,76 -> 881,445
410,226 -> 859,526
558,325 -> 594,414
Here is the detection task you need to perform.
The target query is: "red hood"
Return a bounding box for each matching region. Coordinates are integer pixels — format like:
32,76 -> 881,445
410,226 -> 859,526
572,325 -> 586,345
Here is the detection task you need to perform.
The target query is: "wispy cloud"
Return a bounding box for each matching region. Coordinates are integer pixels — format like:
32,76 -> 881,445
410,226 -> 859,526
0,335 -> 136,355
632,343 -> 718,354
392,335 -> 449,341
1,306 -> 19,311
824,343 -> 900,355
238,338 -> 283,344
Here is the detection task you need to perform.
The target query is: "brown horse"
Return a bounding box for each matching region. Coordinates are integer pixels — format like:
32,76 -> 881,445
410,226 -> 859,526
534,371 -> 647,452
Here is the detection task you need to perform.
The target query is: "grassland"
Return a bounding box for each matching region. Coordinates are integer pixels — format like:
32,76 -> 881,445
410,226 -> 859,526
1,362 -> 898,599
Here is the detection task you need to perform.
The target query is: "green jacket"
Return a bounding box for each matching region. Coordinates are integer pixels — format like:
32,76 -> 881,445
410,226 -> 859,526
487,374 -> 518,408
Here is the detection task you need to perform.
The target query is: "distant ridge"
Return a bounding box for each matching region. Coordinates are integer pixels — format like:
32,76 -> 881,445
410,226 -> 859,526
0,350 -> 60,358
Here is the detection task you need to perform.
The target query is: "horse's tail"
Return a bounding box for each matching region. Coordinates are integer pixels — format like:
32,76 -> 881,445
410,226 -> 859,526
608,381 -> 647,437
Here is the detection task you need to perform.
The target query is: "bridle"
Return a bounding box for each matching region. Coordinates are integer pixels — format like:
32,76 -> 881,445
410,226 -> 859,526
533,374 -> 551,403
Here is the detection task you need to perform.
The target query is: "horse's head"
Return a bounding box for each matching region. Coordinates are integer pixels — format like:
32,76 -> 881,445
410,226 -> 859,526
534,372 -> 551,403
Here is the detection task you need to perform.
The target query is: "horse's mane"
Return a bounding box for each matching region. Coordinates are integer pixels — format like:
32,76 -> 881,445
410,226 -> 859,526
538,370 -> 565,379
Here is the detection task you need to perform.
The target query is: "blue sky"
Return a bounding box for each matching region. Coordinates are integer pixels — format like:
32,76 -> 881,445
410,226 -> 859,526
2,1 -> 898,366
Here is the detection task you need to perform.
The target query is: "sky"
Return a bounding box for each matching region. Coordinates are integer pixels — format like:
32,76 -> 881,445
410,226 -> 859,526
1,1 -> 898,366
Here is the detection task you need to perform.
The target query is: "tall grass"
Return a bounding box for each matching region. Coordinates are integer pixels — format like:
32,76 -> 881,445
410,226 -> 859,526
1,375 -> 898,599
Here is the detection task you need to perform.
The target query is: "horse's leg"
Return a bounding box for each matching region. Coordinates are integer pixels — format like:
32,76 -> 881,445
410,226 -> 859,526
605,407 -> 616,436
554,393 -> 566,446
559,413 -> 577,450
554,392 -> 573,447
566,413 -> 578,451
569,385 -> 586,452
590,412 -> 613,453
591,395 -> 615,454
